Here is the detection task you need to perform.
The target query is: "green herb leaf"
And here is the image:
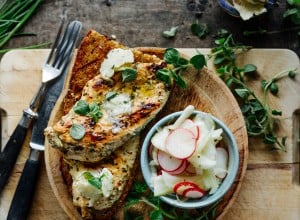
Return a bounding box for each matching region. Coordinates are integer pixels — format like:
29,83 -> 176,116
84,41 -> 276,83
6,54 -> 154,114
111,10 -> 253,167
122,68 -> 138,82
190,54 -> 206,69
106,91 -> 118,101
88,103 -> 102,122
263,134 -> 277,145
74,100 -> 90,115
83,171 -> 102,189
163,48 -> 180,64
271,109 -> 282,116
149,210 -> 163,220
243,64 -> 257,73
288,70 -> 297,78
170,70 -> 186,88
235,88 -> 250,100
156,68 -> 171,86
191,22 -> 209,38
162,26 -> 178,38
70,124 -> 86,140
270,82 -> 279,95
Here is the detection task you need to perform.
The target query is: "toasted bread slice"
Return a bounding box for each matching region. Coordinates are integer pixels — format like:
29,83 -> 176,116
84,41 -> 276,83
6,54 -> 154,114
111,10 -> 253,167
61,136 -> 140,220
45,30 -> 170,162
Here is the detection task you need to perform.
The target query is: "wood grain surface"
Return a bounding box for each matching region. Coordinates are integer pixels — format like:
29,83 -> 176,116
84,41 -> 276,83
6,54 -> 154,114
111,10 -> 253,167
0,48 -> 299,220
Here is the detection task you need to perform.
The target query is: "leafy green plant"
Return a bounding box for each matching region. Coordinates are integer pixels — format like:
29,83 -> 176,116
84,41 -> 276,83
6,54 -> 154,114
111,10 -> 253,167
207,31 -> 297,151
283,0 -> 300,25
157,48 -> 206,88
0,0 -> 45,53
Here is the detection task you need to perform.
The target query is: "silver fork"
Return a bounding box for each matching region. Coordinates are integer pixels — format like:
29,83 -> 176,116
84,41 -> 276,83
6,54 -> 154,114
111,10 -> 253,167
0,18 -> 82,194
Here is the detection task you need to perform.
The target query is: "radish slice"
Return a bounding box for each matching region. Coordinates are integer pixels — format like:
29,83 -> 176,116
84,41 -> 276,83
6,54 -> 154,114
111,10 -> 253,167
166,159 -> 188,175
165,128 -> 196,159
157,150 -> 185,172
214,147 -> 228,179
183,187 -> 205,198
179,119 -> 200,139
173,181 -> 202,195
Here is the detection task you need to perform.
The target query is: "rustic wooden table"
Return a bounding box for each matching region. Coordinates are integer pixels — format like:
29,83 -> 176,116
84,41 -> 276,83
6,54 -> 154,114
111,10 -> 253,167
1,1 -> 300,220
4,0 -> 300,55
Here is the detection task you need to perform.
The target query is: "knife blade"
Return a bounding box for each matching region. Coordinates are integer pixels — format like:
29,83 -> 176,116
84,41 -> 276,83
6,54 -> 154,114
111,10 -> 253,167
6,20 -> 82,220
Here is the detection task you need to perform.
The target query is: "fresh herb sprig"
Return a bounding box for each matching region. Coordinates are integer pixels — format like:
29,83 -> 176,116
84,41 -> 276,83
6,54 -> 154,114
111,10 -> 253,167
73,100 -> 102,122
0,0 -> 43,52
208,31 -> 297,151
157,48 -> 206,88
283,0 -> 300,25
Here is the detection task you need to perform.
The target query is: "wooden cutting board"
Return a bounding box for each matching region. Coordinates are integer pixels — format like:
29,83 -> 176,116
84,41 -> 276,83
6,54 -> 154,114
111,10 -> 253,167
0,49 -> 299,220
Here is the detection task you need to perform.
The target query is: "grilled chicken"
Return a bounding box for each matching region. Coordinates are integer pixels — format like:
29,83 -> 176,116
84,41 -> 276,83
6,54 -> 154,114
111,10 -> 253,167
45,30 -> 170,162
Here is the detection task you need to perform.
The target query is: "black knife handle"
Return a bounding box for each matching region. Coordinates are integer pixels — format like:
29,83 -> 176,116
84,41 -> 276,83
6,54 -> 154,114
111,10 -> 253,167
0,124 -> 28,194
7,155 -> 41,220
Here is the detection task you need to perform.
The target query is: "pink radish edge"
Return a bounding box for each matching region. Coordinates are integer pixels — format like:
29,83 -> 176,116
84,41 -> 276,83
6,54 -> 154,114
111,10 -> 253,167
165,128 -> 197,159
157,149 -> 185,172
179,119 -> 200,139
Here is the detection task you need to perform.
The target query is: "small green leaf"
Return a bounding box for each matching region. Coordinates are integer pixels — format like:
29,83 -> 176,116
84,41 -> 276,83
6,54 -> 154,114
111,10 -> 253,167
263,134 -> 278,145
283,8 -> 299,18
271,109 -> 282,116
243,64 -> 257,73
225,77 -> 233,87
235,88 -> 250,100
288,70 -> 297,78
177,57 -> 189,66
105,91 -> 118,101
191,23 -> 209,38
73,100 -> 89,115
162,26 -> 178,38
214,55 -> 225,65
190,54 -> 206,69
170,70 -> 186,88
156,68 -> 171,86
163,48 -> 179,64
83,171 -> 102,189
88,103 -> 102,122
149,210 -> 163,220
122,68 -> 137,82
70,124 -> 86,140
270,82 -> 279,95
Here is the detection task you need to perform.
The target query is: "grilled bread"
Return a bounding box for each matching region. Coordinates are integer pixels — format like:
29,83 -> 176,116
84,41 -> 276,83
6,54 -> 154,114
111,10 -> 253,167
61,136 -> 140,220
45,30 -> 170,162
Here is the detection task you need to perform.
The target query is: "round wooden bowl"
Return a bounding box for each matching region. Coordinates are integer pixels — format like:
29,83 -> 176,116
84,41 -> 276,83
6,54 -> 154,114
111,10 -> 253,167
45,47 -> 248,219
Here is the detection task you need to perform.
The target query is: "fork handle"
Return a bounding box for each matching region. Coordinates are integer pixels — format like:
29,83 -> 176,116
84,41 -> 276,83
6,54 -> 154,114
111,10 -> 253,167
7,151 -> 41,220
0,122 -> 29,194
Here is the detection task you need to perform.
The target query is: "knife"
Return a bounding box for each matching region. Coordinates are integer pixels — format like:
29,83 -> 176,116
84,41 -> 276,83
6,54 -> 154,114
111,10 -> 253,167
6,21 -> 82,220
